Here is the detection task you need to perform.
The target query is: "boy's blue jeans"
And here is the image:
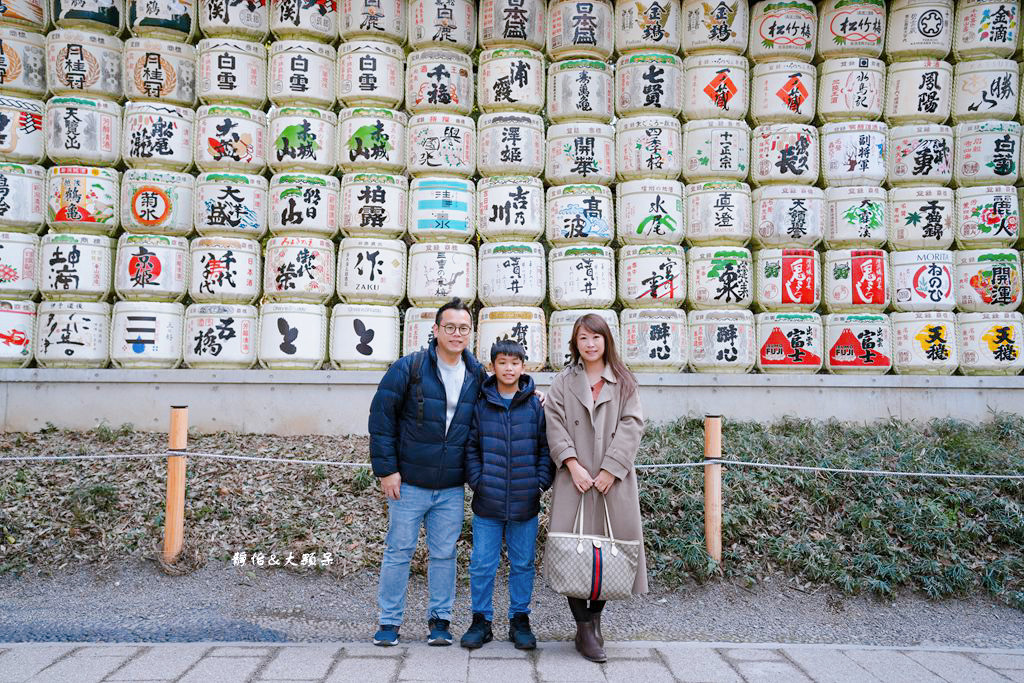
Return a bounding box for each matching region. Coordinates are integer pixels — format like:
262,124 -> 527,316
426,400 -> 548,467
469,514 -> 540,621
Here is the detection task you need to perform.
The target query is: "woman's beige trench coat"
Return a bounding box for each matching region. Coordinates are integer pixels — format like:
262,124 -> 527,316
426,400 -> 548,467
543,361 -> 648,595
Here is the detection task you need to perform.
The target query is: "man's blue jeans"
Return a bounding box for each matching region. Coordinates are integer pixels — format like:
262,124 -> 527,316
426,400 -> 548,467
378,482 -> 464,626
468,514 -> 540,621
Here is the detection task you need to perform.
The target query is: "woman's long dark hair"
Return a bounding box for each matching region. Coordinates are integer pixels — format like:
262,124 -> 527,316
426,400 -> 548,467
568,313 -> 637,400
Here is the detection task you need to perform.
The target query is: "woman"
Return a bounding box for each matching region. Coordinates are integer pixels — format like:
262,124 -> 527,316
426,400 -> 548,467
543,313 -> 647,663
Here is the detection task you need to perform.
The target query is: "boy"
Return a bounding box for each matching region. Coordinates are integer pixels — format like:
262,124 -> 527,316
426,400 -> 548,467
461,339 -> 555,650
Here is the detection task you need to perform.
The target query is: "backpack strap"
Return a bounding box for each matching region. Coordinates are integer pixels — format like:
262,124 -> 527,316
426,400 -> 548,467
410,349 -> 425,428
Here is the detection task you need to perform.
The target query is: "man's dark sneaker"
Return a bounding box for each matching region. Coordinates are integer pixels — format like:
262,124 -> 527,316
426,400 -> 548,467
372,624 -> 400,646
508,612 -> 537,650
459,612 -> 494,649
427,617 -> 453,646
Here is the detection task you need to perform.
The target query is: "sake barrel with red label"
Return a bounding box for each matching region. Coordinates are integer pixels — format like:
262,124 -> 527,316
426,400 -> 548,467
546,184 -> 613,246
257,302 -> 327,369
45,96 -> 121,167
620,308 -> 687,371
0,0 -> 44,31
337,107 -> 405,176
756,312 -> 822,373
681,0 -> 748,55
886,0 -> 953,61
407,242 -> 476,307
194,105 -> 267,174
823,313 -> 892,374
127,0 -> 195,41
270,0 -> 336,42
193,171 -> 268,238
406,49 -> 474,116
121,102 -> 194,172
545,121 -> 615,186
197,39 -> 267,108
887,124 -> 953,187
270,107 -> 337,174
817,0 -> 885,60
337,40 -> 405,110
269,172 -> 339,238
682,118 -> 750,184
114,233 -> 188,302
681,54 -> 748,121
887,186 -> 954,250
0,300 -> 34,367
340,172 -> 408,239
34,300 -> 110,368
477,176 -> 544,242
478,241 -> 546,307
477,113 -> 545,178
615,0 -> 682,54
47,166 -> 120,235
955,185 -> 1019,248
823,185 -> 887,248
547,59 -> 614,123
0,96 -> 43,165
958,311 -> 1024,375
403,305 -> 474,355
954,248 -> 1022,312
546,0 -> 613,60
0,164 -> 45,234
549,245 -> 615,310
615,52 -> 684,118
409,176 -> 475,242
953,0 -> 1019,60
476,306 -> 546,371
954,120 -> 1020,187
110,300 -> 183,369
123,38 -> 196,107
618,244 -> 685,308
268,41 -> 335,110
688,308 -> 755,373
329,303 -> 400,370
687,246 -> 752,310
821,121 -> 888,187
891,310 -> 957,374
884,60 -> 952,126
616,116 -> 683,181
751,185 -> 823,248
754,248 -> 820,312
407,112 -> 476,178
189,236 -> 261,305
46,29 -> 123,100
183,303 -> 258,369
263,235 -> 335,304
616,179 -> 685,245
199,0 -> 268,40
685,181 -> 751,246
951,59 -> 1019,123
824,248 -> 889,312
0,231 -> 37,299
478,0 -> 545,49
749,61 -> 816,125
38,232 -> 113,301
336,237 -> 407,305
53,0 -> 123,34
890,249 -> 955,312
340,0 -> 405,43
478,48 -> 545,114
0,28 -> 45,98
749,124 -> 818,186
548,308 -> 619,369
748,0 -> 816,63
409,0 -> 476,51
817,57 -> 885,122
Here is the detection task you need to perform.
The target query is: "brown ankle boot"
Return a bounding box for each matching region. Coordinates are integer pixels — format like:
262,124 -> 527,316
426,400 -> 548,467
592,613 -> 604,647
574,620 -> 607,663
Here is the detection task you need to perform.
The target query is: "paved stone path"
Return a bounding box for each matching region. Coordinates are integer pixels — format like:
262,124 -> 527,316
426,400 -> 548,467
1,641 -> 1023,682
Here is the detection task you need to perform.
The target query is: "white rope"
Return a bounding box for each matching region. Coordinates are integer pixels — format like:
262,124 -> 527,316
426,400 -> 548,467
181,451 -> 372,468
710,458 -> 1024,481
0,452 -> 167,462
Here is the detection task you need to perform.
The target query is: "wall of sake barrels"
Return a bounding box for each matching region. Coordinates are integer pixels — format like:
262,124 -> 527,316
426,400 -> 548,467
0,0 -> 1022,380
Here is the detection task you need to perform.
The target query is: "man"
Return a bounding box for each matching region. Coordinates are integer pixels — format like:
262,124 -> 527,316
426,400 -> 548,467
368,298 -> 485,647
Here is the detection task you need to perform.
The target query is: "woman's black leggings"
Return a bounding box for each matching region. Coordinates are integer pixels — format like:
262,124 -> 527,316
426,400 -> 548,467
567,597 -> 605,622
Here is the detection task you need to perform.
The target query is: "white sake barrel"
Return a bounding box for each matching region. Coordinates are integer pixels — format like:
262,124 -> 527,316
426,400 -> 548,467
616,116 -> 683,181
476,306 -> 546,371
756,312 -> 822,373
263,235 -> 335,304
268,41 -> 335,109
954,248 -> 1022,312
890,249 -> 955,312
193,171 -> 268,238
477,176 -> 544,242
47,29 -> 122,100
183,303 -> 259,369
620,308 -> 687,371
545,121 -> 615,185
954,0 -> 1019,60
0,96 -> 43,165
479,0 -> 545,49
886,0 -> 953,61
823,312 -> 892,373
685,181 -> 751,246
409,176 -> 475,242
114,233 -> 188,302
887,186 -> 954,250
123,38 -> 196,107
194,105 -> 267,173
0,300 -> 34,367
340,172 -> 408,239
34,300 -> 110,368
121,102 -> 193,172
340,0 -> 405,42
109,300 -> 183,369
329,303 -> 401,370
749,61 -> 816,125
687,246 -> 752,310
45,97 -> 121,167
958,311 -> 1024,374
615,52 -> 684,118
127,0 -> 195,40
616,179 -> 685,245
477,112 -> 545,177
257,302 -> 327,369
0,164 -> 45,234
687,308 -> 754,373
955,185 -> 1019,248
199,0 -> 268,40
403,306 -> 466,355
47,166 -> 120,235
615,0 -> 682,54
197,38 -> 267,108
817,0 -> 885,59
336,237 -> 407,305
681,118 -> 749,184
409,0 -> 475,51
817,57 -> 885,122
407,242 -> 476,306
336,40 -> 405,109
406,49 -> 474,116
749,124 -> 818,186
478,241 -> 546,306
546,0 -> 613,60
952,59 -> 1019,123
0,231 -> 36,299
954,121 -> 1020,187
269,0 -> 336,42
269,172 -> 339,238
53,0 -> 122,34
883,60 -> 952,126
478,48 -> 545,114
823,248 -> 889,312
0,0 -> 44,31
820,121 -> 888,187
121,170 -> 193,237
0,28 -> 44,99
754,248 -> 820,312
891,310 -> 957,374
337,107 -> 405,175
548,308 -> 619,369
546,184 -> 613,246
748,0 -> 816,63
407,112 -> 476,178
618,244 -> 685,308
38,232 -> 113,301
549,245 -> 615,310
680,0 -> 748,55
547,59 -> 614,122
887,124 -> 953,187
189,236 -> 261,304
269,106 -> 337,175
823,186 -> 887,248
751,185 -> 823,248
681,54 -> 748,121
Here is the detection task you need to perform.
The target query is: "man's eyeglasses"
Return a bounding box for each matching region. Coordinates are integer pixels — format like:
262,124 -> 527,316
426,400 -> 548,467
440,324 -> 472,335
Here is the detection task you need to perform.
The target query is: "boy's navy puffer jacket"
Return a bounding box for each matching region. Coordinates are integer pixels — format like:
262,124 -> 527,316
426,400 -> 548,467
465,373 -> 555,521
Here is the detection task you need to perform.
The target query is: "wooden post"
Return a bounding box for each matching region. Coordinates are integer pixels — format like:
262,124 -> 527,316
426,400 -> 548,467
163,405 -> 188,564
703,414 -> 723,564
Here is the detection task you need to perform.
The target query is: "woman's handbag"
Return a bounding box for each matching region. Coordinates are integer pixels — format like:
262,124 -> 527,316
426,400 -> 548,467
543,492 -> 641,601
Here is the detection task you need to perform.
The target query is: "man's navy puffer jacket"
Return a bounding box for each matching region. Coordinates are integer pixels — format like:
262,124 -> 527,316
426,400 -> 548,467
369,339 -> 485,490
465,373 -> 555,521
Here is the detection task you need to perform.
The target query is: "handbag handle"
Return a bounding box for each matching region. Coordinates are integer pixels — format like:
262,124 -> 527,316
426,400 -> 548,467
571,492 -> 619,548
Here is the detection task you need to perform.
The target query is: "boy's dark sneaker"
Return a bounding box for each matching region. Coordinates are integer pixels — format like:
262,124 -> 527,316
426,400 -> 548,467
427,617 -> 453,646
372,624 -> 400,646
508,612 -> 537,650
459,613 -> 493,649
